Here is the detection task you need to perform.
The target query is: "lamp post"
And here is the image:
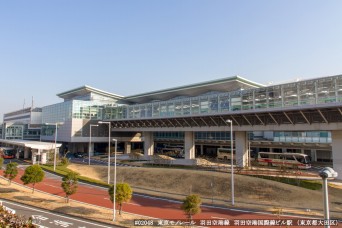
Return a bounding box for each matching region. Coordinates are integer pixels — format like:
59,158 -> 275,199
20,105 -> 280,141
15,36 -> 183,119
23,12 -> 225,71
45,122 -> 64,171
319,167 -> 338,228
89,124 -> 98,165
98,121 -> 111,184
112,138 -> 117,221
226,119 -> 234,206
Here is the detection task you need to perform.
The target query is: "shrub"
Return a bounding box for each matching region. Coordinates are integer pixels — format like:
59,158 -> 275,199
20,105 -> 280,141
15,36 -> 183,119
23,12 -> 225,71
60,157 -> 70,167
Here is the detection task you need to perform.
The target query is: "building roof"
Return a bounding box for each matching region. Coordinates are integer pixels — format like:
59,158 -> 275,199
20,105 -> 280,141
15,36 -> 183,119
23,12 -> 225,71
57,85 -> 124,101
0,139 -> 62,150
124,75 -> 264,103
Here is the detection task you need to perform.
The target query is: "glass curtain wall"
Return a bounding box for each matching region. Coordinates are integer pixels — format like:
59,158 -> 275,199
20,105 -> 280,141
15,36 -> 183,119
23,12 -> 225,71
102,75 -> 342,120
274,131 -> 331,143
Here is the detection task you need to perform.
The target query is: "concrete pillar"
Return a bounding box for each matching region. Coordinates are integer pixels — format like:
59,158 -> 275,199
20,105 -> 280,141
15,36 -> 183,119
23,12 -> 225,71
16,148 -> 19,159
331,131 -> 342,180
282,148 -> 287,153
89,143 -> 95,156
200,145 -> 204,156
41,151 -> 47,164
311,149 -> 317,162
124,142 -> 131,154
72,143 -> 77,153
143,132 -> 154,157
184,131 -> 195,159
235,131 -> 248,168
24,147 -> 30,159
32,149 -> 37,164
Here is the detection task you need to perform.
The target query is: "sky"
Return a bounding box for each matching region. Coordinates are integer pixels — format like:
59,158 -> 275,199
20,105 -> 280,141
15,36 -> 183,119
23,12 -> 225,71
1,0 -> 342,118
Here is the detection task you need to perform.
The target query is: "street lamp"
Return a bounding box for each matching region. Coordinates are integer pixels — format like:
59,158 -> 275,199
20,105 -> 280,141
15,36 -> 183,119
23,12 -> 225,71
98,121 -> 111,184
319,167 -> 338,228
89,124 -> 99,165
226,119 -> 234,206
45,122 -> 64,171
112,138 -> 117,221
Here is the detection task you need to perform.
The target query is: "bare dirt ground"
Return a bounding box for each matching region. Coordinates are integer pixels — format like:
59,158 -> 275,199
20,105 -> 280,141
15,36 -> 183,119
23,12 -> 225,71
67,164 -> 342,219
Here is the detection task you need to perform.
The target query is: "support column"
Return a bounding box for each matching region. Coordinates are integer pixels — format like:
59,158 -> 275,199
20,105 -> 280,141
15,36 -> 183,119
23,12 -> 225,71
41,151 -> 47,164
184,131 -> 195,159
331,131 -> 342,180
200,145 -> 204,156
89,143 -> 95,156
235,131 -> 248,168
124,142 -> 131,154
311,149 -> 317,162
143,132 -> 154,157
32,149 -> 37,164
24,147 -> 29,159
72,143 -> 77,153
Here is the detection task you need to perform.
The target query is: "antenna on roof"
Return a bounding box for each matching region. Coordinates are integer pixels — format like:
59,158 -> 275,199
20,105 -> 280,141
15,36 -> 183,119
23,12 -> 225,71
31,96 -> 34,109
23,99 -> 25,110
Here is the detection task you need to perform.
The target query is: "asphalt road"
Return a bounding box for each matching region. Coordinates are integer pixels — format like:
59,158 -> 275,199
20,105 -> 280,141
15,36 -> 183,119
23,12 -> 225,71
0,199 -> 117,228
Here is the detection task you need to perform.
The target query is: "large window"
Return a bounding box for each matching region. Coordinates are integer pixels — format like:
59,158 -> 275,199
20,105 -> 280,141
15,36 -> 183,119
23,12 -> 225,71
160,103 -> 167,117
153,103 -> 160,117
200,97 -> 209,114
242,90 -> 254,110
254,88 -> 267,109
218,93 -> 229,112
283,83 -> 298,107
145,105 -> 152,117
267,86 -> 282,108
317,78 -> 336,104
174,101 -> 182,116
209,96 -> 218,113
299,81 -> 316,105
140,105 -> 146,118
183,99 -> 191,115
167,102 -> 175,116
230,91 -> 241,111
191,98 -> 200,115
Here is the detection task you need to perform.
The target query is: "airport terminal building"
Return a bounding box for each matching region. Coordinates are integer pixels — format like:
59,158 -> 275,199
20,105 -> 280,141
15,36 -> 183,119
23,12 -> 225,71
2,74 -> 342,179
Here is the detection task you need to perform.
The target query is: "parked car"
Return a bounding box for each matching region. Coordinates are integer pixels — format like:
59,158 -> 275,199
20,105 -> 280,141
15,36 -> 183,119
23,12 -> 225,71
74,152 -> 85,158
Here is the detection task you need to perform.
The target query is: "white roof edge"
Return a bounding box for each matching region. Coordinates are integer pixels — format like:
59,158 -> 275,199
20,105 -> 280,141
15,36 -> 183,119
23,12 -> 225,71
125,75 -> 264,99
0,139 -> 62,150
57,85 -> 124,99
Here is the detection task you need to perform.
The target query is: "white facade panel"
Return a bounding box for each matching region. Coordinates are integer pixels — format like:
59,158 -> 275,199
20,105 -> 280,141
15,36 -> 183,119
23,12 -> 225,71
30,112 -> 42,125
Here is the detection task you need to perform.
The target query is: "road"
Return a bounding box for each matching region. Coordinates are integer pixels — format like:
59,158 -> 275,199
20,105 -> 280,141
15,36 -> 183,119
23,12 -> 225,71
0,199 -> 117,228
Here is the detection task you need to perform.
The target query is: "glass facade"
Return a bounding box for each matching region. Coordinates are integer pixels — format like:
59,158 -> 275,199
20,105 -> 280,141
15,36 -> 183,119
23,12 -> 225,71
5,125 -> 24,139
274,131 -> 331,143
41,100 -> 113,137
103,75 -> 342,120
154,131 -> 232,141
42,101 -> 73,123
42,100 -> 110,123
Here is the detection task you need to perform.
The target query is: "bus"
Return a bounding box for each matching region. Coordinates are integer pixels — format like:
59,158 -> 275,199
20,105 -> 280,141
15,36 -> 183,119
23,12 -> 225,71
0,147 -> 16,159
217,148 -> 235,160
257,152 -> 311,169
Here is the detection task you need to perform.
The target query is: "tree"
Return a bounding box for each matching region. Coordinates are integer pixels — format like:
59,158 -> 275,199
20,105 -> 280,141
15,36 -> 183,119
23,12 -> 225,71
21,164 -> 45,193
181,194 -> 202,220
108,182 -> 133,215
61,171 -> 79,203
4,162 -> 18,185
0,157 -> 4,170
